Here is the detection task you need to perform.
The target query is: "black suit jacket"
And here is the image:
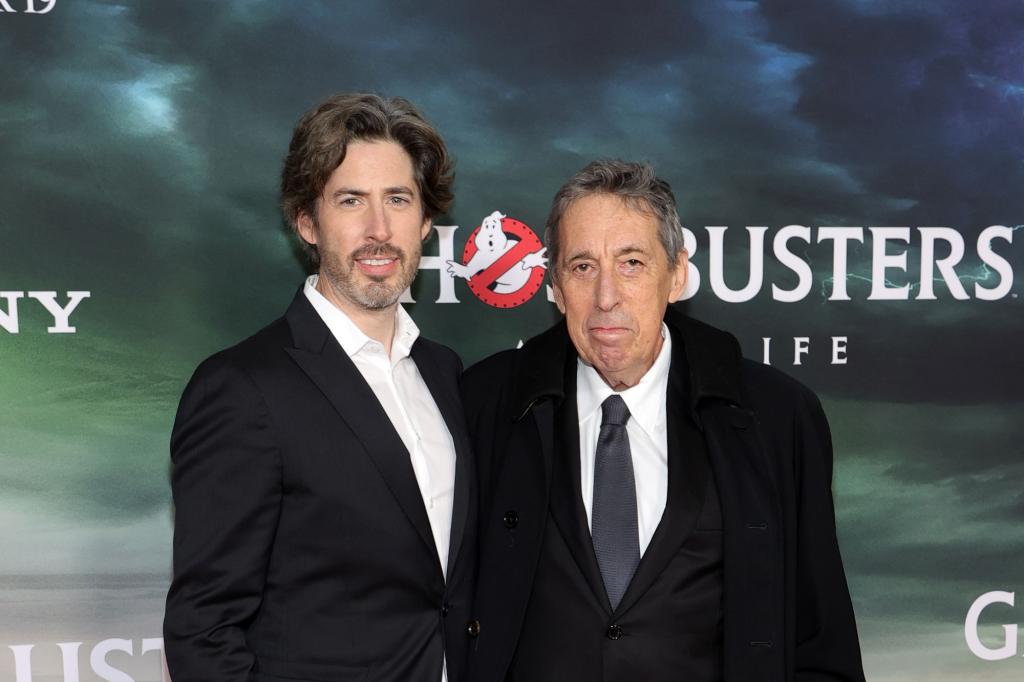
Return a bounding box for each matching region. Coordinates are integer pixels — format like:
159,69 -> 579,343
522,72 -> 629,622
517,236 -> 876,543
164,292 -> 476,682
462,306 -> 864,682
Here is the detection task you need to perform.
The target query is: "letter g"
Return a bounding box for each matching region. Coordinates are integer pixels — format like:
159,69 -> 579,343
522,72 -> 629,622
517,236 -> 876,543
965,591 -> 1017,661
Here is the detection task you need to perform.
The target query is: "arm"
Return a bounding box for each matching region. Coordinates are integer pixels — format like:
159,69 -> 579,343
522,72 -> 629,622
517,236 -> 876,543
163,356 -> 282,681
793,390 -> 866,681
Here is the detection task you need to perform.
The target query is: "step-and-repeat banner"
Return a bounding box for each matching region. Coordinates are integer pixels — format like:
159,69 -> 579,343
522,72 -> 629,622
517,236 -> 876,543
2,1 -> 1021,680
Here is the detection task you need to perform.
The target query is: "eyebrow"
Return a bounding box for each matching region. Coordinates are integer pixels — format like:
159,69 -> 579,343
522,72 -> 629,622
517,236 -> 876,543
564,244 -> 652,262
564,249 -> 596,263
614,244 -> 651,258
329,186 -> 416,200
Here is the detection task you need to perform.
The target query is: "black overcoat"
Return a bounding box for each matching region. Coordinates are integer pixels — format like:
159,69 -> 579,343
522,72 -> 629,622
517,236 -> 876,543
461,305 -> 864,681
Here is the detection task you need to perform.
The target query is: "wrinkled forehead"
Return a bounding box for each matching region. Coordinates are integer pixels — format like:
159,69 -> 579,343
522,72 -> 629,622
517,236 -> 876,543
564,192 -> 658,220
560,194 -> 662,252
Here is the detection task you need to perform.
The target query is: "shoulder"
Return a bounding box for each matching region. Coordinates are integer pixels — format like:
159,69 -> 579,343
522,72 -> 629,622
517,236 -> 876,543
462,348 -> 520,393
463,318 -> 571,400
460,348 -> 530,434
183,316 -> 293,395
413,335 -> 464,374
213,317 -> 290,365
739,358 -> 820,405
460,349 -> 521,425
666,307 -> 825,422
737,358 -> 829,438
171,318 -> 294,449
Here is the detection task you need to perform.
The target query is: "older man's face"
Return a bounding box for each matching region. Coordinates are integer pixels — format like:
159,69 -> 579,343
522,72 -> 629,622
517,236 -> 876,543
553,194 -> 687,390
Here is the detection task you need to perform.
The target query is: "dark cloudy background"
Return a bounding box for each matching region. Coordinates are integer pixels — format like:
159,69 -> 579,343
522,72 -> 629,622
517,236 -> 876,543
1,0 -> 1022,679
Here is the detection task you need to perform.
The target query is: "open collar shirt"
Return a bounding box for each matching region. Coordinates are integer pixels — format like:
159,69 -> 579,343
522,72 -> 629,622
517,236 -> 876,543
303,275 -> 456,580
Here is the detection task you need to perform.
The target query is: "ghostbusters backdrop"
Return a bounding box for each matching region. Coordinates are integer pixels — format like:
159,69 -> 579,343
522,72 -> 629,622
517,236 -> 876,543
1,1 -> 1022,680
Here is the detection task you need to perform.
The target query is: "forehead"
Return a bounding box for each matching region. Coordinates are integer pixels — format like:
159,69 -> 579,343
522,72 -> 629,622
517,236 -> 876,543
326,139 -> 416,188
559,194 -> 660,253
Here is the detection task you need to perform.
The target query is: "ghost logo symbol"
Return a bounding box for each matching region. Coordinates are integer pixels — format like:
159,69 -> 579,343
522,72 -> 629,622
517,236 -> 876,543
446,211 -> 547,308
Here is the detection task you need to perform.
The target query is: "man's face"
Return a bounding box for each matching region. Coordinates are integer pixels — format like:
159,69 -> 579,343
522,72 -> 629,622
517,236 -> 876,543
553,193 -> 687,390
297,139 -> 430,314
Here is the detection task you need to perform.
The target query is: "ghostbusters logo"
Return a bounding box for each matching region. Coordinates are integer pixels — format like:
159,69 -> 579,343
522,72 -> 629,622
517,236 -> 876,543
446,211 -> 548,308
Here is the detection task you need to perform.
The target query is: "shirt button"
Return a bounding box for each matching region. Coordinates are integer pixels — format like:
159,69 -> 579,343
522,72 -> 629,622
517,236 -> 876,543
503,510 -> 519,529
606,624 -> 623,640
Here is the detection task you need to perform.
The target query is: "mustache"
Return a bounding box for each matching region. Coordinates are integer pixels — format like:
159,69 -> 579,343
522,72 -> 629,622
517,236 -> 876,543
351,244 -> 405,261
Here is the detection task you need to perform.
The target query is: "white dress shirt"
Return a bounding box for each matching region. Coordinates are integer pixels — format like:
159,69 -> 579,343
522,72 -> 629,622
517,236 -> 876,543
577,324 -> 671,556
303,275 -> 456,579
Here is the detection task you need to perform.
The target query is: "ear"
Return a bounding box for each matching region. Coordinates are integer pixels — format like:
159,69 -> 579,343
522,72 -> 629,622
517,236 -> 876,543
420,216 -> 432,241
667,249 -> 688,303
552,280 -> 566,315
296,212 -> 318,246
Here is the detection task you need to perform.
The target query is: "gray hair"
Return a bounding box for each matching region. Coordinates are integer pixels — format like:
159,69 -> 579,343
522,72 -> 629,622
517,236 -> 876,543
544,160 -> 685,281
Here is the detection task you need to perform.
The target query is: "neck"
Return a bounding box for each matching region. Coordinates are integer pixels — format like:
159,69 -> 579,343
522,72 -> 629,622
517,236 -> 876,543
316,276 -> 398,355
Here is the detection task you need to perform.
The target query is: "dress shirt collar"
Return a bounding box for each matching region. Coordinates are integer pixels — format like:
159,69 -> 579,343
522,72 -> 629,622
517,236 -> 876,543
303,274 -> 419,362
576,323 -> 672,437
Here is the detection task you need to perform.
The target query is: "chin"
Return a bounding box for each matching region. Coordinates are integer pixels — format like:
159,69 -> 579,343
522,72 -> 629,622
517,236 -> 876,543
592,352 -> 631,375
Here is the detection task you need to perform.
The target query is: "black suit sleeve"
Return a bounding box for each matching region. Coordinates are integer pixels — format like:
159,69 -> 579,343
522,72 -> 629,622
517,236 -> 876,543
793,390 -> 866,681
164,356 -> 282,682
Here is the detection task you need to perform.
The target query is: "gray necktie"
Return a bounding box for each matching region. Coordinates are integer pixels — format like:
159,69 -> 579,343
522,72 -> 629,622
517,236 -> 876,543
591,394 -> 640,611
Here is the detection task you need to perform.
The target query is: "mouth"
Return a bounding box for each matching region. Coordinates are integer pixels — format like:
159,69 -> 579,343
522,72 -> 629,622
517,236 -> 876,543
589,326 -> 631,339
352,246 -> 403,277
354,257 -> 399,277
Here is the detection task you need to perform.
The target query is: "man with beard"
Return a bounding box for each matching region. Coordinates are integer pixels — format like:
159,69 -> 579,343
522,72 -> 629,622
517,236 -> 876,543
164,94 -> 476,682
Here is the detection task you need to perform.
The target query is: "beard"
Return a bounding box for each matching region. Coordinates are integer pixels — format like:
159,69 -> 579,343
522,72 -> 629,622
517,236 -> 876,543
320,242 -> 421,311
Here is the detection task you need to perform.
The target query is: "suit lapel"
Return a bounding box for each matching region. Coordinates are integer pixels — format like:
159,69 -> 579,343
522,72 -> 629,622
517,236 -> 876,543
616,347 -> 709,614
411,341 -> 472,578
547,366 -> 609,611
283,293 -> 440,569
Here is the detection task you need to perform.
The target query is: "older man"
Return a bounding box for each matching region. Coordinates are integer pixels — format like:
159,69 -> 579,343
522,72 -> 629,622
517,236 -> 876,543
462,160 -> 865,681
164,94 -> 475,682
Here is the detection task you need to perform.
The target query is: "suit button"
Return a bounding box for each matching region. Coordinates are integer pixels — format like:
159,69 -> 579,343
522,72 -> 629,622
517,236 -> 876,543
442,603 -> 450,617
503,510 -> 519,528
466,619 -> 481,638
606,624 -> 623,640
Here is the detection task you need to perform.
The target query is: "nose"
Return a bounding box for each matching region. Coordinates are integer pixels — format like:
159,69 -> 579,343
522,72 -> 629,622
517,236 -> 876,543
595,266 -> 621,311
365,202 -> 393,242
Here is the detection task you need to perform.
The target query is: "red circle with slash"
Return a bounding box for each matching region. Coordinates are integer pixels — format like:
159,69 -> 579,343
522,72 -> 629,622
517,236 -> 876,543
462,216 -> 546,308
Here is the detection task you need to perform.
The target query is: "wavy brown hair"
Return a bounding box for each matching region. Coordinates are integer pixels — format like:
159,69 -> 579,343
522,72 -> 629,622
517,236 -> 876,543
281,93 -> 454,267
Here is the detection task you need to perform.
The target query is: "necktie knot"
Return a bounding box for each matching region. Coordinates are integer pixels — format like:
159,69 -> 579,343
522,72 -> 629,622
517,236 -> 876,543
601,395 -> 630,427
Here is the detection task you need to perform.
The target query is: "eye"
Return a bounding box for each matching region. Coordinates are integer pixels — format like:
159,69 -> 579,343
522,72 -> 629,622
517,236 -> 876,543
569,262 -> 597,279
387,195 -> 411,206
622,258 -> 645,271
338,197 -> 360,207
